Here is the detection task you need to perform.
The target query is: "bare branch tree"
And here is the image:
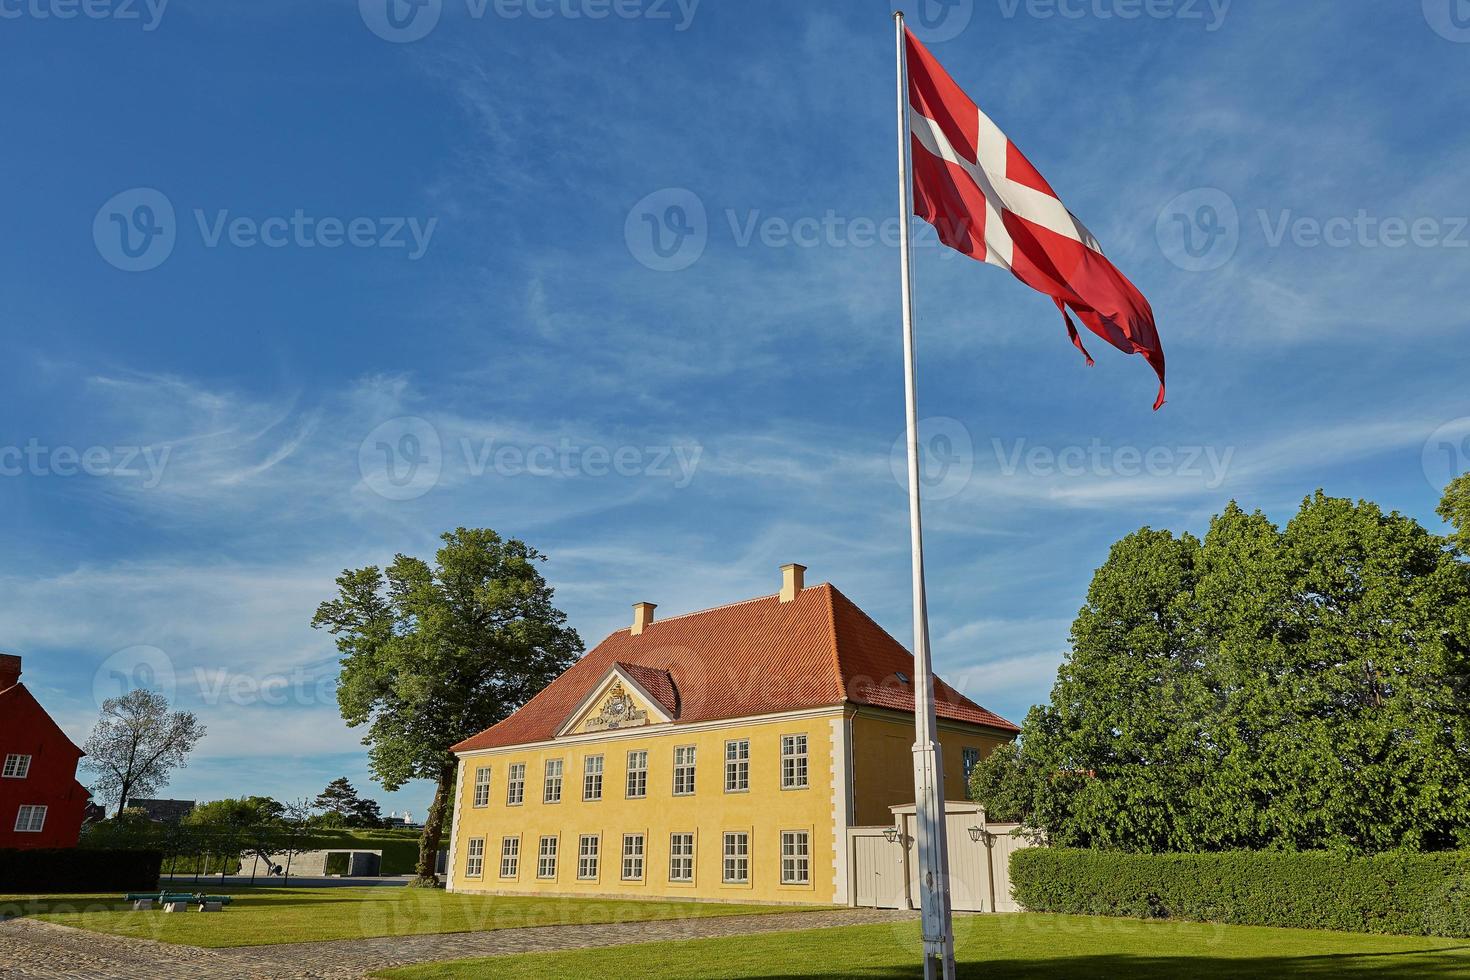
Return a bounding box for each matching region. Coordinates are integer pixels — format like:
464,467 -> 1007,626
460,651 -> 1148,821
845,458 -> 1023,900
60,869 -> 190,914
81,689 -> 206,816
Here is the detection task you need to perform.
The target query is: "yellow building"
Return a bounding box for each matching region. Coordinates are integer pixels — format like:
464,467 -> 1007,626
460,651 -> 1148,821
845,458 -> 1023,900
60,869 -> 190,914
447,564 -> 1018,906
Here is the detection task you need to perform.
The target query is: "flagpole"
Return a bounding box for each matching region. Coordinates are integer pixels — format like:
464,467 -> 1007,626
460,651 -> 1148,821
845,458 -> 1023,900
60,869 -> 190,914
893,11 -> 956,980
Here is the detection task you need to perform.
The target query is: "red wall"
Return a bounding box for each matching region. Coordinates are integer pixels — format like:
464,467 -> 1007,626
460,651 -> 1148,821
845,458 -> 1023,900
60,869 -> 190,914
0,683 -> 89,849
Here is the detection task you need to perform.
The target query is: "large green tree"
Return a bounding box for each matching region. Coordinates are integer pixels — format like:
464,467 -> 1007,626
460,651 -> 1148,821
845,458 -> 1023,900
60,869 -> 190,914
311,528 -> 582,884
971,481 -> 1470,854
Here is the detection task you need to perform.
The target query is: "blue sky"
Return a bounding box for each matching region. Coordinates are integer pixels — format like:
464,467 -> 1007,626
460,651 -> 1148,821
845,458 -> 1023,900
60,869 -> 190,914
2,0 -> 1468,818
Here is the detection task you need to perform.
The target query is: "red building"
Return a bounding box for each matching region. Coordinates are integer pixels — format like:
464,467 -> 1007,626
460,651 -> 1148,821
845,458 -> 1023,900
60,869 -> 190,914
0,655 -> 90,849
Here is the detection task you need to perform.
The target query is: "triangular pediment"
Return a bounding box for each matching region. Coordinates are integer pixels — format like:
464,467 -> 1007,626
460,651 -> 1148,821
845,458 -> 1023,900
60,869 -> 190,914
557,664 -> 676,737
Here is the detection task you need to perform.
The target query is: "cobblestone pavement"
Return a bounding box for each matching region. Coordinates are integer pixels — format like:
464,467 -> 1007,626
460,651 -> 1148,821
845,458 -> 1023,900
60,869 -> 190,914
0,907 -> 912,979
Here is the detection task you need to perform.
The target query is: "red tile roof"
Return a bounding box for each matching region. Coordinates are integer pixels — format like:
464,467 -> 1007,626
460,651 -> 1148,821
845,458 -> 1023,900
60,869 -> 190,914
452,583 -> 1018,753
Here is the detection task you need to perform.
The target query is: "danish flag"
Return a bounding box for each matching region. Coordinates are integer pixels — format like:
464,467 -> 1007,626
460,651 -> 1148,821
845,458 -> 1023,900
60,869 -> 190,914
906,29 -> 1167,409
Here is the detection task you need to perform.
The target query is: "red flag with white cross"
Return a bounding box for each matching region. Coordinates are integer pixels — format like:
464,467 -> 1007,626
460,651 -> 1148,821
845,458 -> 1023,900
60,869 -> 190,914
905,28 -> 1167,409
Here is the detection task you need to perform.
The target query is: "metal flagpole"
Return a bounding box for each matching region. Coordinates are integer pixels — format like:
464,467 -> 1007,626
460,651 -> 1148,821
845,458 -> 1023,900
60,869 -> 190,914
893,11 -> 956,980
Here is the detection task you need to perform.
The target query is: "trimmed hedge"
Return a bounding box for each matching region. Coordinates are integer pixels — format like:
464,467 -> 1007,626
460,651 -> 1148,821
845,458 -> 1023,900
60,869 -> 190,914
1010,848 -> 1470,937
0,847 -> 162,893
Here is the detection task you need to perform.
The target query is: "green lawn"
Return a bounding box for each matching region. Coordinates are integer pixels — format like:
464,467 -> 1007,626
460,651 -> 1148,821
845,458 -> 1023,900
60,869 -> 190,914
377,914 -> 1470,979
0,887 -> 796,948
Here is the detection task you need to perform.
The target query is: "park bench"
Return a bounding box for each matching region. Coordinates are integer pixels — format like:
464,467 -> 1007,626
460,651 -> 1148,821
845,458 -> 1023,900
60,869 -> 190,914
125,892 -> 233,912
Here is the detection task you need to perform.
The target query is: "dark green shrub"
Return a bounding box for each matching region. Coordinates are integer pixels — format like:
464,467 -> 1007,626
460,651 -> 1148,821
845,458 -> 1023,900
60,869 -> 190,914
1010,848 -> 1470,937
0,848 -> 162,893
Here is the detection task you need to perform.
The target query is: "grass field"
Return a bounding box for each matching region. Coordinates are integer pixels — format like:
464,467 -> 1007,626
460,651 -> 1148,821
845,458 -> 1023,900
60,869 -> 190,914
377,914 -> 1470,979
0,887 -> 796,948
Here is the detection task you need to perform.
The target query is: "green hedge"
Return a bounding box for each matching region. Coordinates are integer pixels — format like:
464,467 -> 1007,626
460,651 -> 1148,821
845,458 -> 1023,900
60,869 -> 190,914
1010,848 -> 1470,937
0,848 -> 162,893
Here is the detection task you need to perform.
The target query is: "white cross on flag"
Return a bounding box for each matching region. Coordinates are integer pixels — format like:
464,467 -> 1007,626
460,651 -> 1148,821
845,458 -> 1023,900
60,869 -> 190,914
906,29 -> 1167,409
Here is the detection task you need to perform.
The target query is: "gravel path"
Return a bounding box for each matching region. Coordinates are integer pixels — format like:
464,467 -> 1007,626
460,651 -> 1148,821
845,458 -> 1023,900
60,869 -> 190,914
0,907 -> 911,979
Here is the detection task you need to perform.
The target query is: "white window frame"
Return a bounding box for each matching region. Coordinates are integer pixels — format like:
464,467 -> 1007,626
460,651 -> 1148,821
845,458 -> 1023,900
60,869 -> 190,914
506,762 -> 526,806
724,739 -> 749,793
537,835 -> 559,879
626,749 -> 648,799
577,834 -> 600,880
962,746 -> 982,781
499,836 -> 520,878
781,734 -> 809,789
669,832 -> 695,883
473,766 -> 491,808
780,830 -> 810,885
621,833 -> 645,881
673,745 -> 696,796
543,759 -> 564,804
583,754 -> 604,801
722,831 -> 749,884
14,805 -> 46,833
2,754 -> 31,779
465,837 -> 485,878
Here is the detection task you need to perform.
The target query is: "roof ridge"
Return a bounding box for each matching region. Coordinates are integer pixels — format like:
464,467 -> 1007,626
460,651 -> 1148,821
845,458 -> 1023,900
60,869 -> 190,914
818,584 -> 846,704
635,588 -> 787,628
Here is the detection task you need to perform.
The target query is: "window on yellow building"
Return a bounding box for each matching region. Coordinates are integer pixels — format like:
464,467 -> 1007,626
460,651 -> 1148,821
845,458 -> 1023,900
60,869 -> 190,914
781,734 -> 809,789
669,833 -> 694,882
537,836 -> 558,878
499,837 -> 520,878
626,750 -> 648,798
724,739 -> 749,793
583,755 -> 604,801
722,832 -> 748,884
962,746 -> 981,781
780,831 -> 810,885
673,745 -> 696,796
472,766 -> 491,808
506,763 -> 526,806
464,837 -> 485,878
543,759 -> 563,804
577,835 -> 600,879
621,833 -> 645,880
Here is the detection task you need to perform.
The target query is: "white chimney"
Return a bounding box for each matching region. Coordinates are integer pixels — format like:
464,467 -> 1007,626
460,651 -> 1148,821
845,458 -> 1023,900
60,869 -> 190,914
632,602 -> 657,635
780,563 -> 807,603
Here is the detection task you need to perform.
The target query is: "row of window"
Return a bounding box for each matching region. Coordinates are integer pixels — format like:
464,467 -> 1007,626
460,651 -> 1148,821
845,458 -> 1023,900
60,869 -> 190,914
13,805 -> 47,833
3,754 -> 33,779
471,735 -> 810,808
464,830 -> 811,886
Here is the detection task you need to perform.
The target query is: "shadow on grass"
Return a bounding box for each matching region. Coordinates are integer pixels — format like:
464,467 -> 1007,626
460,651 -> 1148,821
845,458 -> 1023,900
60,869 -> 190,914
741,949 -> 1470,980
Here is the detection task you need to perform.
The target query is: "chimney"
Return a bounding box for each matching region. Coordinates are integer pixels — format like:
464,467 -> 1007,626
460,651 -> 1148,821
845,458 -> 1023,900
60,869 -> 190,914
0,654 -> 19,691
780,563 -> 807,603
631,602 -> 657,636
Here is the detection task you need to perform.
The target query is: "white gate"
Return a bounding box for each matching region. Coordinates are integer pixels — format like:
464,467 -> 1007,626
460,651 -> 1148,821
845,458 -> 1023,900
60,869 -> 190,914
851,828 -> 905,909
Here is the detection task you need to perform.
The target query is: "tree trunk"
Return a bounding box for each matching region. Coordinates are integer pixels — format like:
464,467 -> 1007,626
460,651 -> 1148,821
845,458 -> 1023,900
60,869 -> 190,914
413,762 -> 457,886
